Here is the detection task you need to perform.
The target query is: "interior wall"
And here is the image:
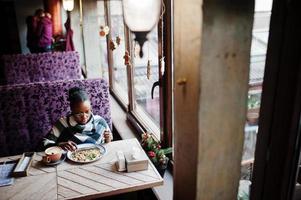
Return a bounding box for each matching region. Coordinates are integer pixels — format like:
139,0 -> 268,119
82,0 -> 102,78
69,0 -> 85,73
0,1 -> 21,55
70,0 -> 102,78
61,6 -> 67,35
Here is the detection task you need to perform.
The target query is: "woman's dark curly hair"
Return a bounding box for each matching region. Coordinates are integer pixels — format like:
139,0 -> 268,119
68,87 -> 89,107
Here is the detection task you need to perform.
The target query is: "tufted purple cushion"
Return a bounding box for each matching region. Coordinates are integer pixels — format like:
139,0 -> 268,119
0,79 -> 111,156
2,51 -> 81,84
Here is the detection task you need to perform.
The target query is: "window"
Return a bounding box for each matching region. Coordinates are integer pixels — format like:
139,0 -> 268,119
130,28 -> 161,138
100,0 -> 168,140
239,0 -> 273,195
108,0 -> 129,105
96,1 -> 108,82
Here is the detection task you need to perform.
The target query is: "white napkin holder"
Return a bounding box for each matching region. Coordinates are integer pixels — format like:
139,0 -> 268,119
125,147 -> 148,172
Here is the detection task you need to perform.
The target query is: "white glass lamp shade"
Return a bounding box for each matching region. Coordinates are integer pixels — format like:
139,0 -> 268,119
122,0 -> 161,32
123,0 -> 161,57
63,0 -> 74,11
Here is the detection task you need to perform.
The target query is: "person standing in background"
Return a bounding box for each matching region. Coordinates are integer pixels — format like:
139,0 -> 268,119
26,9 -> 44,53
64,17 -> 75,51
37,12 -> 53,52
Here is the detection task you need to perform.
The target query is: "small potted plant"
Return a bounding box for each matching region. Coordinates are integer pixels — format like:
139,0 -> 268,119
141,133 -> 172,177
247,93 -> 260,125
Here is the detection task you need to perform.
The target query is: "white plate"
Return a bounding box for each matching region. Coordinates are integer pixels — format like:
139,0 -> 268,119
67,143 -> 106,163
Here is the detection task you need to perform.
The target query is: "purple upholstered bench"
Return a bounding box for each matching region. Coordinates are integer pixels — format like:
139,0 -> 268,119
0,78 -> 111,156
1,51 -> 81,85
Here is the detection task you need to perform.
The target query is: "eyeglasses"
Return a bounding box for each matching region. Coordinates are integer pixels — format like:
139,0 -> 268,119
72,110 -> 91,118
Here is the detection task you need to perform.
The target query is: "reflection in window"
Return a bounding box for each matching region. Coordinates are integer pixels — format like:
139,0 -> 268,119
110,0 -> 128,105
97,0 -> 162,139
132,28 -> 160,138
97,1 -> 109,82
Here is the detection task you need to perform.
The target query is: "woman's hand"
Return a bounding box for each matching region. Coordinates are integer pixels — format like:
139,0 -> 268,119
104,131 -> 113,143
59,141 -> 77,151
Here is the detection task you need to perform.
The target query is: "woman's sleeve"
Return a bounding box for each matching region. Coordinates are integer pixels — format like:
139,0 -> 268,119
95,116 -> 110,131
99,117 -> 113,140
42,118 -> 66,149
94,116 -> 112,143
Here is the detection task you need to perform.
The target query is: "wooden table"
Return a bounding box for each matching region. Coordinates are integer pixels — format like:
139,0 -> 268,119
0,139 -> 163,200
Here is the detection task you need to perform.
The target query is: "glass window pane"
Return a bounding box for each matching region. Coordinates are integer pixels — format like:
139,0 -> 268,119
110,0 -> 128,105
97,1 -> 109,81
242,2 -> 272,161
239,0 -> 272,198
132,28 -> 160,138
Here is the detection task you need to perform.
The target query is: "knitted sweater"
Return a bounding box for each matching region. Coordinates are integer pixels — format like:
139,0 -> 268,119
43,114 -> 110,149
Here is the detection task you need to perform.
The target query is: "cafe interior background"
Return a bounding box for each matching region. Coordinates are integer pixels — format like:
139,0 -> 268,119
1,0 -> 301,199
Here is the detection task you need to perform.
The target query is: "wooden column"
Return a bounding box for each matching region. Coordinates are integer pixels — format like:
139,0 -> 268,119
196,1 -> 254,199
173,0 -> 254,199
43,0 -> 62,36
173,0 -> 201,199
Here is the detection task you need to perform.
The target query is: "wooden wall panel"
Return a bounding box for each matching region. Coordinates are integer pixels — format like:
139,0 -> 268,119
44,0 -> 62,36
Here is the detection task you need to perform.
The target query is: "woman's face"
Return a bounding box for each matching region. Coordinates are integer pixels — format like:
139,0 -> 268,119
71,100 -> 91,124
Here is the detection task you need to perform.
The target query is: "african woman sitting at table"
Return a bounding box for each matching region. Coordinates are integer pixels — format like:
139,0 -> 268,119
43,87 -> 112,151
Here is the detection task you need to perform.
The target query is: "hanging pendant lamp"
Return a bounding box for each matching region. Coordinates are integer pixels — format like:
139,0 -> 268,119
122,0 -> 161,58
63,0 -> 74,11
